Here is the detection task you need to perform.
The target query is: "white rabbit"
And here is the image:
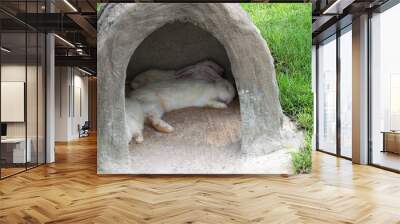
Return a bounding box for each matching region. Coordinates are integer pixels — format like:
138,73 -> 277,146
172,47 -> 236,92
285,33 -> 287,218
129,60 -> 224,89
125,96 -> 145,144
128,78 -> 236,133
175,59 -> 224,79
129,69 -> 176,89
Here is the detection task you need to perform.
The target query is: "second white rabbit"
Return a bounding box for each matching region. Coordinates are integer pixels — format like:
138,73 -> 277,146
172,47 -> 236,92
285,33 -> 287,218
129,60 -> 224,90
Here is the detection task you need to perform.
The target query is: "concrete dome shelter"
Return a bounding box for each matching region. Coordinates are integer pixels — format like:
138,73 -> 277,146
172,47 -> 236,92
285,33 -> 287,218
97,3 -> 303,174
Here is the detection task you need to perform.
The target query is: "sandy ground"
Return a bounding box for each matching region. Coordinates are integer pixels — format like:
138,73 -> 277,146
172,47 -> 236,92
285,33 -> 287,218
128,99 -> 293,174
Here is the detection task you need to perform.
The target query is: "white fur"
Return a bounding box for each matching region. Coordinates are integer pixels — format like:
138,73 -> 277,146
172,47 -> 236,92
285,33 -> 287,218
175,59 -> 224,79
130,69 -> 176,89
129,60 -> 224,89
129,78 -> 236,134
203,60 -> 224,75
125,96 -> 145,144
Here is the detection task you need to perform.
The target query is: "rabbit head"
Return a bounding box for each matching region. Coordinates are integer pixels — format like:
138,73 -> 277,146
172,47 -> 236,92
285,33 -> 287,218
214,79 -> 236,104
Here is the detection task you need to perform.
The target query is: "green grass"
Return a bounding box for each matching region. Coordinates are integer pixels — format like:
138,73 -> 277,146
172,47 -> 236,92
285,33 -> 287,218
241,3 -> 313,174
97,3 -> 102,12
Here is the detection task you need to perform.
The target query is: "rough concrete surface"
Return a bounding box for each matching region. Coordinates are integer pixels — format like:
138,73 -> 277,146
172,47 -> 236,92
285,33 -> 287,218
97,3 -> 304,174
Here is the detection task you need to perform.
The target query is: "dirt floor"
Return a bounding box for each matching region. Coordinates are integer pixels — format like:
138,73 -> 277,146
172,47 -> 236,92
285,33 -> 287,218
128,99 -> 293,174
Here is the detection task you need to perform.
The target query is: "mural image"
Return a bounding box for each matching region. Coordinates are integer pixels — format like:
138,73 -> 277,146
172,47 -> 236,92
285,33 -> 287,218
97,3 -> 312,174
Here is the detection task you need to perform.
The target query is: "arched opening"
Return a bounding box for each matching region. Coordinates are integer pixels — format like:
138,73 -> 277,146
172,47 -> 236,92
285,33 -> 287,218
126,21 -> 234,84
125,21 -> 242,163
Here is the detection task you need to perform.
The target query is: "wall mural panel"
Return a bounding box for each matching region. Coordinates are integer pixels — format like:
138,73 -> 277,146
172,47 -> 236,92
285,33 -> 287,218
97,3 -> 311,174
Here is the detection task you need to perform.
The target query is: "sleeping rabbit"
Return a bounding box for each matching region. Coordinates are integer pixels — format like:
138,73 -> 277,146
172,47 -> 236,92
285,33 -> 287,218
175,59 -> 224,80
125,96 -> 145,144
129,60 -> 224,89
128,78 -> 236,134
129,69 -> 176,89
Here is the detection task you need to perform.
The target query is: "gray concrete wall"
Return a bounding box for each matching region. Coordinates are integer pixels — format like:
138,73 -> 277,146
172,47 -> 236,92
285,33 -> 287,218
126,22 -> 233,83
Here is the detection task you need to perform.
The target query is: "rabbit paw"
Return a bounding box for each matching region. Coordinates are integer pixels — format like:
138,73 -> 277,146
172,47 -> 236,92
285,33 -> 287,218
207,101 -> 228,109
134,134 -> 144,144
148,117 -> 175,133
129,133 -> 144,144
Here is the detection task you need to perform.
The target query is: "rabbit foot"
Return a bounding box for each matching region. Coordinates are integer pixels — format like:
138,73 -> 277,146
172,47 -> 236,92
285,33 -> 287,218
207,101 -> 228,109
129,133 -> 144,144
134,134 -> 144,143
148,117 -> 174,133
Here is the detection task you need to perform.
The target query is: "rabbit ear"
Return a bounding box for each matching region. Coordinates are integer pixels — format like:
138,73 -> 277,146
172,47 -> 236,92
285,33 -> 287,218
214,65 -> 224,75
201,66 -> 222,81
176,70 -> 193,79
175,69 -> 193,79
175,65 -> 195,78
201,60 -> 224,75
